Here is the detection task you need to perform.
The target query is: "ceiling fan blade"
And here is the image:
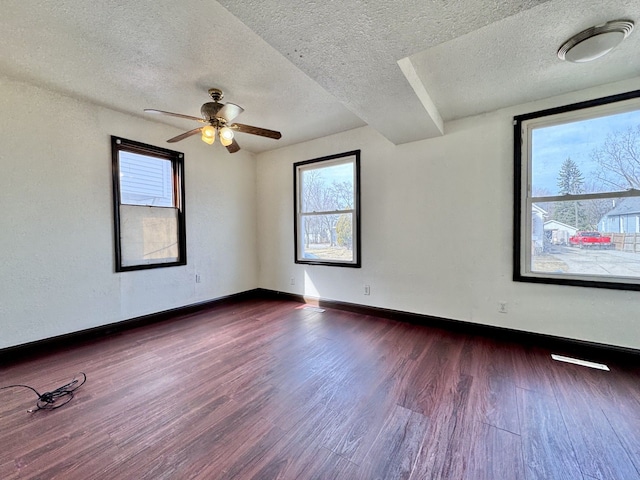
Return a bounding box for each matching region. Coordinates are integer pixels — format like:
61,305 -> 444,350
217,103 -> 244,123
230,123 -> 282,140
167,127 -> 203,143
225,138 -> 241,153
144,109 -> 205,123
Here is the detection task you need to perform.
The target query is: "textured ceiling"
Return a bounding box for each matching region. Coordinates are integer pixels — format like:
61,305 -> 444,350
217,0 -> 554,143
0,0 -> 365,153
1,0 -> 638,153
409,0 -> 640,122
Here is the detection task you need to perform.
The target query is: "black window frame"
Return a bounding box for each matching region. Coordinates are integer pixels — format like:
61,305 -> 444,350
294,150 -> 361,268
514,89 -> 640,291
111,136 -> 187,272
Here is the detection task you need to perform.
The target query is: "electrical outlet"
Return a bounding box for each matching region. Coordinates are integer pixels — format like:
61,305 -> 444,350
290,277 -> 295,286
498,301 -> 507,313
364,285 -> 370,295
195,274 -> 201,283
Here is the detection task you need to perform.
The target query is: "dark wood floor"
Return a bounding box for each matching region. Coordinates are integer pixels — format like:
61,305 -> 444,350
1,298 -> 640,479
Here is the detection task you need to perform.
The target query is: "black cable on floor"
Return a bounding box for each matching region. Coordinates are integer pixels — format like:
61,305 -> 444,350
0,372 -> 86,412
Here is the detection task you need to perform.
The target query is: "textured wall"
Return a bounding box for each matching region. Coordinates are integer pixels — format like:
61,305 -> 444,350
256,78 -> 640,350
0,76 -> 258,349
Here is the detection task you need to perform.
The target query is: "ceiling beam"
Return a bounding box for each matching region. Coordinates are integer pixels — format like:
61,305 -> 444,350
397,57 -> 444,137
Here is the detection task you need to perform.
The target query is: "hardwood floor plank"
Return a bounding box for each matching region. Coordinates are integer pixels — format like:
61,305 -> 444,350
460,336 -> 520,434
517,387 -> 584,480
356,404 -> 429,480
409,373 -> 476,479
398,333 -> 466,416
564,360 -> 640,421
551,363 -> 640,479
1,297 -> 639,479
219,391 -> 355,480
603,409 -> 640,477
216,423 -> 288,480
246,446 -> 358,480
323,380 -> 399,464
463,423 -> 525,480
482,374 -> 520,434
3,432 -> 118,480
270,373 -> 343,432
511,346 -> 558,395
324,354 -> 413,464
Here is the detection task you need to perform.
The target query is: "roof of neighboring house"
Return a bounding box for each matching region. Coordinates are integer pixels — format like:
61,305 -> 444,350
532,204 -> 548,216
603,197 -> 640,217
543,220 -> 576,232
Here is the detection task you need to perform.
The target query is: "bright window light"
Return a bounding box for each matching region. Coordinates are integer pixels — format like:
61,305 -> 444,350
294,151 -> 361,267
514,90 -> 640,289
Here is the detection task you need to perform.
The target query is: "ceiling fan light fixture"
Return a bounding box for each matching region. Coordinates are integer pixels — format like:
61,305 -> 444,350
558,20 -> 634,63
201,125 -> 216,144
219,126 -> 234,146
145,88 -> 282,153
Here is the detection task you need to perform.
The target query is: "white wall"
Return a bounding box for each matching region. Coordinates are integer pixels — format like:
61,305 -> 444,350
3,74 -> 639,351
0,76 -> 258,349
256,78 -> 640,350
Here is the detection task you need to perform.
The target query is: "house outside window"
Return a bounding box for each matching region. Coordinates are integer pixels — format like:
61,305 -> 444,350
514,90 -> 640,289
111,136 -> 186,272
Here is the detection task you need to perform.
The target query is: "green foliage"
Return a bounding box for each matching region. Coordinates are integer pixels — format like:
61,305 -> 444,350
336,214 -> 352,248
553,201 -> 589,229
553,158 -> 588,228
556,157 -> 584,195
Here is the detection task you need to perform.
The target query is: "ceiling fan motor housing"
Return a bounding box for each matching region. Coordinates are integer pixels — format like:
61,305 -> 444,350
201,102 -> 224,122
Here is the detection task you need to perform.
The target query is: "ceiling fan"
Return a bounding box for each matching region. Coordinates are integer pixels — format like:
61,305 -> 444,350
144,88 -> 282,153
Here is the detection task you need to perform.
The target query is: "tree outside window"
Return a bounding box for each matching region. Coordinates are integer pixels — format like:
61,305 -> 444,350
294,151 -> 361,267
515,90 -> 640,290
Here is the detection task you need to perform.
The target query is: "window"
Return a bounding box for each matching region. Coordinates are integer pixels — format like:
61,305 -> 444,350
514,90 -> 640,290
294,150 -> 361,267
111,136 -> 186,271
